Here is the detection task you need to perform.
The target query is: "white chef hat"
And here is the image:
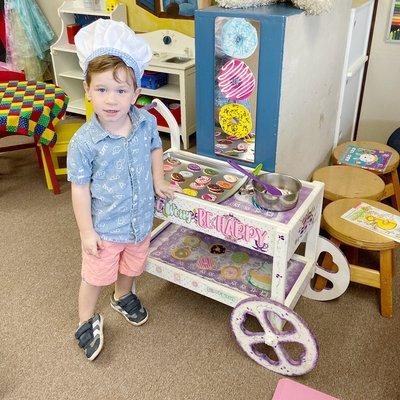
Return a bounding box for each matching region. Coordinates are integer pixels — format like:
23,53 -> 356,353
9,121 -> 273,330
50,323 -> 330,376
75,19 -> 152,86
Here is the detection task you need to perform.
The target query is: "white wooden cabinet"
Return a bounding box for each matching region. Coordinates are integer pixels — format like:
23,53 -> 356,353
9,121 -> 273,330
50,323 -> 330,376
138,30 -> 196,150
50,1 -> 127,115
334,0 -> 375,145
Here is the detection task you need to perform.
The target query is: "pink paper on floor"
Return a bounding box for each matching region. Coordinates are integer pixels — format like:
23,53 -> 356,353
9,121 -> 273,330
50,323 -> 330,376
272,379 -> 339,400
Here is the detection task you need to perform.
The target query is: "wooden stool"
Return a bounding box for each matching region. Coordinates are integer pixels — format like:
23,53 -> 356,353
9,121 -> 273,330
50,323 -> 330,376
332,141 -> 400,209
322,198 -> 399,318
312,165 -> 385,202
39,121 -> 84,191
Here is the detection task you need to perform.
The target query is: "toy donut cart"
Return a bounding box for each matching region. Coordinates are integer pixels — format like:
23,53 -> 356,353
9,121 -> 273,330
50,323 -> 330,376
146,100 -> 350,376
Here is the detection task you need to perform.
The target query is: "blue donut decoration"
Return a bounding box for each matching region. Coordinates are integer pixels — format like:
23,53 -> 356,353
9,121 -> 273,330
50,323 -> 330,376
220,18 -> 258,59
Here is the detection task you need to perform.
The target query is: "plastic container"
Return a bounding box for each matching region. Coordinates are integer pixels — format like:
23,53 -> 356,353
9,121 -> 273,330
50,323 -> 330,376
66,24 -> 81,45
136,99 -> 181,128
83,0 -> 100,9
168,103 -> 181,125
140,71 -> 168,90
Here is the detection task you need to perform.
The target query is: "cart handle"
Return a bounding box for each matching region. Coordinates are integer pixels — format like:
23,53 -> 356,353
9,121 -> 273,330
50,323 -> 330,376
143,99 -> 181,150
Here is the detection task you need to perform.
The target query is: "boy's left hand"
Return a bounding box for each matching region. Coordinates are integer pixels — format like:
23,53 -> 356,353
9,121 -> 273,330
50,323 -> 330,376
154,179 -> 182,199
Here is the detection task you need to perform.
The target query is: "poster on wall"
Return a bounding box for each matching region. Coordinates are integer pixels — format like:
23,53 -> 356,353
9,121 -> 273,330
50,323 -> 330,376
386,0 -> 400,42
136,0 -> 211,19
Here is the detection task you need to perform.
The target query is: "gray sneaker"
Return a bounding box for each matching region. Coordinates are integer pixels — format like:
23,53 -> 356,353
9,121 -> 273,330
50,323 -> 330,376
75,313 -> 104,361
110,292 -> 148,326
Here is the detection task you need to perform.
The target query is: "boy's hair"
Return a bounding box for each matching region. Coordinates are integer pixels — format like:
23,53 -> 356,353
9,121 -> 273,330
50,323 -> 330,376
85,55 -> 137,88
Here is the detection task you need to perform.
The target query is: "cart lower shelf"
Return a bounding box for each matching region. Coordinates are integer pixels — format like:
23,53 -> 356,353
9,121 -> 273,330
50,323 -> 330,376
147,222 -> 313,308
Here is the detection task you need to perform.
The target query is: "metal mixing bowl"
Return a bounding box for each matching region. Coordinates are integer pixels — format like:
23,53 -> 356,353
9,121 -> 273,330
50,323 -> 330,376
252,173 -> 302,212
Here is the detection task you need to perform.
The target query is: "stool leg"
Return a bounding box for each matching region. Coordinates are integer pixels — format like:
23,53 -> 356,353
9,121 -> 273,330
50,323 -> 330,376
346,246 -> 358,265
392,251 -> 396,278
314,237 -> 341,291
380,249 -> 393,318
42,145 -> 60,195
390,170 -> 400,210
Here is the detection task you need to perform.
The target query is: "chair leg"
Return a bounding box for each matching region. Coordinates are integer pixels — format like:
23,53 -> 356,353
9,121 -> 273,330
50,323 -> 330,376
390,170 -> 400,210
33,137 -> 43,169
41,145 -> 60,194
40,146 -> 53,191
380,249 -> 393,318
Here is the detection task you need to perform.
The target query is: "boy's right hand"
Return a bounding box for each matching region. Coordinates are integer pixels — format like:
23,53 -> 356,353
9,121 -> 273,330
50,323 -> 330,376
80,229 -> 104,258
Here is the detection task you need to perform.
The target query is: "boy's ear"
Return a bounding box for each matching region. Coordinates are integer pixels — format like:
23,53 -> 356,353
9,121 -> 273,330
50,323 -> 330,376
83,81 -> 91,100
131,87 -> 141,105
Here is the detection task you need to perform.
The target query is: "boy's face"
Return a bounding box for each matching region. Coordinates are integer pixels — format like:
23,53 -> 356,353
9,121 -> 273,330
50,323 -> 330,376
84,68 -> 139,128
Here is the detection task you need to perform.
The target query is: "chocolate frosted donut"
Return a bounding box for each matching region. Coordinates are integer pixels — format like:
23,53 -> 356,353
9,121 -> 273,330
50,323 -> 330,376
171,172 -> 185,182
208,183 -> 224,193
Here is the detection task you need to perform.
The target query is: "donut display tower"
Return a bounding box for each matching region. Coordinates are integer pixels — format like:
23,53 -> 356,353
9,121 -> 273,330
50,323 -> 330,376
145,99 -> 350,376
194,3 -> 352,180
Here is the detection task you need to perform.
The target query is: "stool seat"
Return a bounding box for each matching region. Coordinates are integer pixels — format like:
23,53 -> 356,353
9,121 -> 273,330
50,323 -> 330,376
312,165 -> 385,202
323,198 -> 399,251
332,141 -> 400,209
332,141 -> 399,174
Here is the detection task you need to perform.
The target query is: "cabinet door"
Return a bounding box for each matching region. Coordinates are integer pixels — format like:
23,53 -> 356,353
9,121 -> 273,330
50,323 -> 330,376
336,1 -> 374,144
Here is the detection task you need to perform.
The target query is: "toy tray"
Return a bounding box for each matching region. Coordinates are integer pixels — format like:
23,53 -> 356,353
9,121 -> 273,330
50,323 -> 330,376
163,151 -> 248,203
214,128 -> 255,163
149,224 -> 306,298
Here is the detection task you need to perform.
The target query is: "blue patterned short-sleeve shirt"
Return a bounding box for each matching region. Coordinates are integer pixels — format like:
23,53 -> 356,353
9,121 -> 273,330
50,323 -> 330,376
67,106 -> 162,243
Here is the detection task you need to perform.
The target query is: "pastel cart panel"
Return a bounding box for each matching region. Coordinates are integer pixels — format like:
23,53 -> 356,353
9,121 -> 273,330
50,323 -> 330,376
195,3 -> 351,179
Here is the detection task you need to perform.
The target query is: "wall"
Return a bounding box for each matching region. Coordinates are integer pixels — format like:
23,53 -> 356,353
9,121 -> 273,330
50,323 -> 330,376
276,0 -> 352,179
36,0 -> 194,38
357,0 -> 400,143
36,0 -> 64,36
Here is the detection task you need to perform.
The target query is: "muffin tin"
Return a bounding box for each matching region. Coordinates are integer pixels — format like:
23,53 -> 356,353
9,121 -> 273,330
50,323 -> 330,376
163,151 -> 247,203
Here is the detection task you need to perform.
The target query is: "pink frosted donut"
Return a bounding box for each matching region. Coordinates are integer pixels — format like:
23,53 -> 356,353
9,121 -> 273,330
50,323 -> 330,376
217,59 -> 255,101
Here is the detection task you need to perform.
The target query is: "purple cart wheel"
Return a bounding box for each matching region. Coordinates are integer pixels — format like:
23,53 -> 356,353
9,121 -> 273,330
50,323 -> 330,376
230,298 -> 318,376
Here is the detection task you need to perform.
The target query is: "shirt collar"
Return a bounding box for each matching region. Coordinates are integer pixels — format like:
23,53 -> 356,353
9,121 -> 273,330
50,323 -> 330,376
89,106 -> 147,144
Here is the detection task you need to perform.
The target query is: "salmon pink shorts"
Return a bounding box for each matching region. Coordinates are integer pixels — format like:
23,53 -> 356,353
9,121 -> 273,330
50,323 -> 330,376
82,235 -> 151,286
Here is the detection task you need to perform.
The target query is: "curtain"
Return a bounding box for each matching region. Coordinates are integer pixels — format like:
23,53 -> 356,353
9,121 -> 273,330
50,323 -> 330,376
4,0 -> 54,79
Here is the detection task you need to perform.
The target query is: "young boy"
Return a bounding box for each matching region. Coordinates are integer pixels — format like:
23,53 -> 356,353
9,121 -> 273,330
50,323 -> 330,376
67,19 -> 179,361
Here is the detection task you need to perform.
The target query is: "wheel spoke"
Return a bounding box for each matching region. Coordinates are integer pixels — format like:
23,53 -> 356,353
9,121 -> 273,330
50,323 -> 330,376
277,330 -> 303,343
315,266 -> 336,280
250,306 -> 276,335
273,344 -> 291,367
245,333 -> 265,345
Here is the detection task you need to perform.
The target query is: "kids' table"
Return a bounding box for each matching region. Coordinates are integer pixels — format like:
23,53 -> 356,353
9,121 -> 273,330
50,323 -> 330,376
145,100 -> 351,376
0,80 -> 69,194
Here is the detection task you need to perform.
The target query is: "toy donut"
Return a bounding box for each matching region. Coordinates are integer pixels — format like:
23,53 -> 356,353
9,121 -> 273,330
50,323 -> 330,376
218,104 -> 252,138
172,247 -> 191,260
218,18 -> 258,59
217,59 -> 255,101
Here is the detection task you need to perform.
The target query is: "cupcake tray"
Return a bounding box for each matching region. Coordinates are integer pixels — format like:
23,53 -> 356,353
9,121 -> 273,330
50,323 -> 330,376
163,150 -> 248,203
